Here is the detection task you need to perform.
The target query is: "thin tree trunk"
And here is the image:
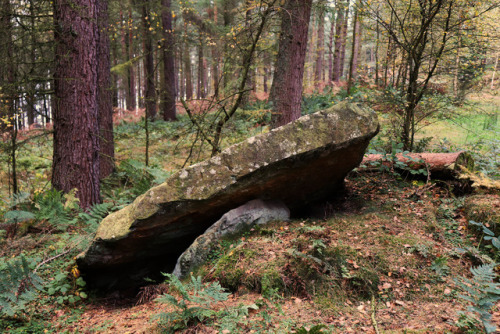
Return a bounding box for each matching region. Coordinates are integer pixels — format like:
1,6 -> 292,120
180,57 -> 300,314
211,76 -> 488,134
197,40 -> 204,99
178,46 -> 185,99
209,3 -> 220,98
347,3 -> 361,95
120,10 -> 131,111
339,0 -> 349,80
270,0 -> 313,128
141,1 -> 156,119
314,3 -> 325,89
98,0 -> 114,179
332,0 -> 345,83
128,7 -> 136,110
328,10 -> 335,83
184,40 -> 193,100
52,0 -> 100,209
161,0 -> 176,120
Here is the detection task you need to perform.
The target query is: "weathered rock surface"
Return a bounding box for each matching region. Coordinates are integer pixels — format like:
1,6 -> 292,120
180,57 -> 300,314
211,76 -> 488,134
173,199 -> 290,279
77,101 -> 379,290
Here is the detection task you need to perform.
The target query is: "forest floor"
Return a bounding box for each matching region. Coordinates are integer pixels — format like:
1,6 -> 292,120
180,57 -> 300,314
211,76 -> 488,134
1,92 -> 499,333
20,173 -> 500,333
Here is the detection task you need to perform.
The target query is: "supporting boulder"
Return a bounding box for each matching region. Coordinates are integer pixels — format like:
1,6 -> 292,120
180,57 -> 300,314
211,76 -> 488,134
173,199 -> 290,279
77,101 -> 379,291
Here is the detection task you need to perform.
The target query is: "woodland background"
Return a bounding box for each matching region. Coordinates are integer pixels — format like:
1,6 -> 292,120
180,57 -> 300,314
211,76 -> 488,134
0,0 -> 499,332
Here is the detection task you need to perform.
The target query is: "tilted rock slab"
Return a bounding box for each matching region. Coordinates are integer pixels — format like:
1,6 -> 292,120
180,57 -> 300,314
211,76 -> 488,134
173,199 -> 290,279
77,102 -> 379,290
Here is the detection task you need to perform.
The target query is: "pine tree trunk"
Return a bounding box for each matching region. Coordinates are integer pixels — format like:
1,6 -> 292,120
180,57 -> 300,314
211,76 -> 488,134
332,0 -> 345,83
184,46 -> 193,100
161,0 -> 176,120
339,0 -> 349,80
128,7 -> 136,110
97,0 -> 114,179
270,0 -> 313,128
347,4 -> 361,95
52,0 -> 100,209
197,40 -> 204,99
209,2 -> 220,98
141,1 -> 156,119
314,4 -> 325,89
120,10 -> 131,111
328,10 -> 334,83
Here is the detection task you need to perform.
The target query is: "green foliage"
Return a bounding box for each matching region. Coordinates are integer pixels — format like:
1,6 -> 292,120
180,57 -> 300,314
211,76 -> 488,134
469,220 -> 500,257
454,264 -> 500,334
113,159 -> 171,201
153,274 -> 230,333
46,273 -> 87,305
0,256 -> 43,318
295,324 -> 328,334
34,189 -> 77,229
78,202 -> 113,235
3,210 -> 35,225
430,256 -> 449,277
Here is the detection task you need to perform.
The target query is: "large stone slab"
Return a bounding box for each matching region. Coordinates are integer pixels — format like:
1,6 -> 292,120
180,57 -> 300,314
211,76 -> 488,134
77,102 -> 379,290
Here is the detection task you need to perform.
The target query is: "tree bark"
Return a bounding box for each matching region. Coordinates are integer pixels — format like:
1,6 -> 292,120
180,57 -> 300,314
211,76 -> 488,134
183,27 -> 193,100
332,0 -> 345,82
270,0 -> 313,128
97,0 -> 114,179
339,0 -> 349,80
328,10 -> 335,82
360,152 -> 474,179
128,7 -> 136,110
141,1 -> 156,119
347,3 -> 361,95
314,3 -> 325,88
52,0 -> 100,209
161,0 -> 176,121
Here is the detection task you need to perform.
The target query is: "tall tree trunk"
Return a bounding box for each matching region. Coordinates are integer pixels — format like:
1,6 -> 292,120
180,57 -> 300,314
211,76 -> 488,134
328,10 -> 335,82
184,36 -> 193,100
52,0 -> 100,209
332,0 -> 345,82
0,0 -> 18,193
314,3 -> 325,89
97,0 -> 114,179
128,7 -> 136,110
26,0 -> 37,126
339,0 -> 349,80
209,3 -> 220,98
197,40 -> 205,99
141,1 -> 156,119
161,0 -> 176,120
347,3 -> 361,95
178,46 -> 185,99
120,10 -> 131,111
270,0 -> 313,128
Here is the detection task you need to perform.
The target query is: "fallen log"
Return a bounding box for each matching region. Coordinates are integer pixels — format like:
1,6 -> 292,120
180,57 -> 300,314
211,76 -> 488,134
359,151 -> 474,179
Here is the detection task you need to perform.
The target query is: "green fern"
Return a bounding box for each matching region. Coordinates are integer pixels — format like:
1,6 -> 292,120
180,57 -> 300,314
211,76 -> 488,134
153,274 -> 230,333
0,256 -> 43,318
454,263 -> 500,334
3,210 -> 35,224
34,189 -> 76,228
78,202 -> 113,234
